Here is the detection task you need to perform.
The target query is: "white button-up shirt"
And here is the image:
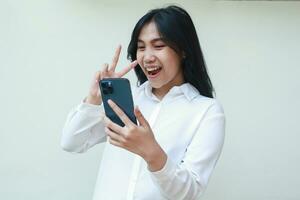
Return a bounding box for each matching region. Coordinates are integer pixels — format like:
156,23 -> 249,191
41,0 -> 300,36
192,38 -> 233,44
61,81 -> 225,200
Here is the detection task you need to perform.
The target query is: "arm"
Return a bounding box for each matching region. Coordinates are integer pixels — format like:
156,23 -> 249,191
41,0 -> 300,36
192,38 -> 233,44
61,45 -> 138,153
104,99 -> 225,199
60,101 -> 107,153
149,102 -> 225,200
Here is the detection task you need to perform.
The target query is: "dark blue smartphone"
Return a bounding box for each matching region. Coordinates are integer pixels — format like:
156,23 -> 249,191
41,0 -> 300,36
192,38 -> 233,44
99,78 -> 137,127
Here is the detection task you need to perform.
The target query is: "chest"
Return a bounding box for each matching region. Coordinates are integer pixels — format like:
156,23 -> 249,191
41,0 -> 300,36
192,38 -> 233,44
139,99 -> 207,162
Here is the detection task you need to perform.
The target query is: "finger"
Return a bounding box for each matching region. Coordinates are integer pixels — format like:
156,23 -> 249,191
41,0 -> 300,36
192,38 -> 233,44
116,60 -> 138,77
134,106 -> 150,127
104,116 -> 123,134
101,63 -> 109,79
107,99 -> 134,127
105,127 -> 125,143
109,45 -> 121,72
91,71 -> 101,88
89,71 -> 101,96
108,136 -> 124,148
101,63 -> 109,71
94,71 -> 102,82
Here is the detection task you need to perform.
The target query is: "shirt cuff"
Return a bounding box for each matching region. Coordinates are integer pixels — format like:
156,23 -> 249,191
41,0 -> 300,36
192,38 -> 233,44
150,157 -> 177,182
76,101 -> 105,117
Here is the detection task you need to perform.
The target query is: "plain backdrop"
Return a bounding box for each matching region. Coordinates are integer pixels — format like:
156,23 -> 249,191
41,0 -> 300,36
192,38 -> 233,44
1,0 -> 299,199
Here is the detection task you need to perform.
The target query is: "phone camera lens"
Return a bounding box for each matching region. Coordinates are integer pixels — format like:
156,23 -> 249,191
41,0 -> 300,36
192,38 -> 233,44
101,81 -> 113,94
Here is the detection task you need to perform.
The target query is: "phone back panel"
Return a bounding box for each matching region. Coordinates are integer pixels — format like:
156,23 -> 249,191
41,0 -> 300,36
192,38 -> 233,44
99,78 -> 137,127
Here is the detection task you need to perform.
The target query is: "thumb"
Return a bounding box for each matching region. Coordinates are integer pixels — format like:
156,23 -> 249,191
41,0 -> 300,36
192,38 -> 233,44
134,106 -> 149,127
90,79 -> 100,96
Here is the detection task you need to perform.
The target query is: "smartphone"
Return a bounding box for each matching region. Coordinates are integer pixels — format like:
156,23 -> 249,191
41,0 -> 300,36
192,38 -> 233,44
99,78 -> 137,127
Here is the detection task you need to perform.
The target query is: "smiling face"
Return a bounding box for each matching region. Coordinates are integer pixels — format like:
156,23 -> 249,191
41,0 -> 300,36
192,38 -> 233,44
136,21 -> 184,99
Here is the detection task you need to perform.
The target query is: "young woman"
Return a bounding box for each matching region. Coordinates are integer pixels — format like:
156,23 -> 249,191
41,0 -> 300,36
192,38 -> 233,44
61,5 -> 225,200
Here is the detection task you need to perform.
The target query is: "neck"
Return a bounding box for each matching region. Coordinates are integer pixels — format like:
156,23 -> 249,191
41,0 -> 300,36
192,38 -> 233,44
152,76 -> 185,100
152,88 -> 166,100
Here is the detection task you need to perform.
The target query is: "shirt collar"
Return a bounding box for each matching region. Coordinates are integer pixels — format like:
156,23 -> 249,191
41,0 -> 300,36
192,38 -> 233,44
140,81 -> 199,101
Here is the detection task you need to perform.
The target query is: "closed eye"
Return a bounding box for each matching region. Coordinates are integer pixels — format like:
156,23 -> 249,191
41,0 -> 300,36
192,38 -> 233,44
137,46 -> 145,51
154,45 -> 165,49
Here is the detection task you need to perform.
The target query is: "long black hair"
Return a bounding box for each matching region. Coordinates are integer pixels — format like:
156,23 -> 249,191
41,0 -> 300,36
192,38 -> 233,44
127,5 -> 214,98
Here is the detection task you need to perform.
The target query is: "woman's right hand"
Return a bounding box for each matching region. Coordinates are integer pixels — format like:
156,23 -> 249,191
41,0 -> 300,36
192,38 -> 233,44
85,45 -> 138,105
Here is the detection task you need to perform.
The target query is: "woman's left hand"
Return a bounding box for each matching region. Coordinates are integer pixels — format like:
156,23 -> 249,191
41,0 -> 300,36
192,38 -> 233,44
104,99 -> 167,172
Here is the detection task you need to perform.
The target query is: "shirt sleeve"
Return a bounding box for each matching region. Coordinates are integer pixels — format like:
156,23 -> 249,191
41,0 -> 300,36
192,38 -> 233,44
149,101 -> 225,200
60,101 -> 107,153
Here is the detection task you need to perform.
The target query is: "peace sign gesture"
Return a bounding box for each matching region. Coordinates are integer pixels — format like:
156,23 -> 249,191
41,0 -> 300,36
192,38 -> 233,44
86,45 -> 138,105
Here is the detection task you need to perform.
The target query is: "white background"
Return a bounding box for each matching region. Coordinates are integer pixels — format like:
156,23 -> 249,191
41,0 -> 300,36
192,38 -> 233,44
0,0 -> 299,199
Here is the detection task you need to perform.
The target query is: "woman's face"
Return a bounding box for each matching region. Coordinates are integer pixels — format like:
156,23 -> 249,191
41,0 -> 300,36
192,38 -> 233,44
136,21 -> 184,97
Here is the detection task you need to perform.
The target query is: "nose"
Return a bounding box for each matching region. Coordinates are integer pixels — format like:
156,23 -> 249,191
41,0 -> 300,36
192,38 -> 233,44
143,49 -> 156,63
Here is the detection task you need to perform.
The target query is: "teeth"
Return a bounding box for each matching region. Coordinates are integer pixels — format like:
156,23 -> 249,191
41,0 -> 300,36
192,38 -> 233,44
146,67 -> 160,72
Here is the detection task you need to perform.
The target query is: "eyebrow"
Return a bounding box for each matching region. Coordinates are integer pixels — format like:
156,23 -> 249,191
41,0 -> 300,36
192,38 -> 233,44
137,38 -> 164,43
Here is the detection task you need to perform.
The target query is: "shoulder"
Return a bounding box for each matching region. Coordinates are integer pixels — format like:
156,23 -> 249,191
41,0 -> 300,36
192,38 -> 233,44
196,96 -> 224,112
184,83 -> 223,113
191,94 -> 225,119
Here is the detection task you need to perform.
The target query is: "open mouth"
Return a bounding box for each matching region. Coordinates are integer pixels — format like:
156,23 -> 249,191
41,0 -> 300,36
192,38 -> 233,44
145,66 -> 162,77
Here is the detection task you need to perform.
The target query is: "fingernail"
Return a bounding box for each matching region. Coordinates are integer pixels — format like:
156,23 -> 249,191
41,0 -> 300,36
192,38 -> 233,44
135,106 -> 140,111
132,61 -> 138,67
107,99 -> 113,105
